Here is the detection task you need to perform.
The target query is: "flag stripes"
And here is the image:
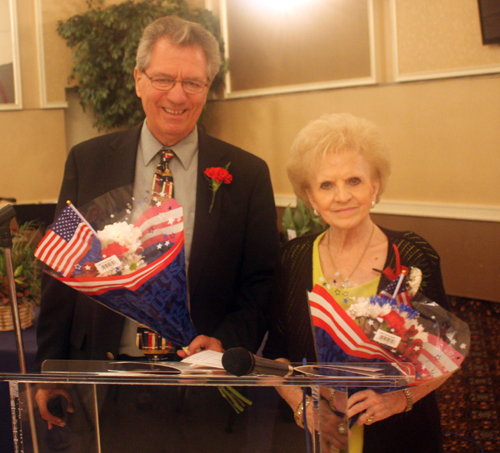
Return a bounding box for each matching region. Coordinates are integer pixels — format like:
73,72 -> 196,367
56,231 -> 184,295
309,286 -> 400,364
35,207 -> 94,277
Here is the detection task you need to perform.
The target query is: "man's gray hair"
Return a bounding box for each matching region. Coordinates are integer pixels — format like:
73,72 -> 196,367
136,15 -> 221,82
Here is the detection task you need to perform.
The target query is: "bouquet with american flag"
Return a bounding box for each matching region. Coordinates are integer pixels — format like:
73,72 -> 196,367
34,185 -> 197,347
309,248 -> 470,385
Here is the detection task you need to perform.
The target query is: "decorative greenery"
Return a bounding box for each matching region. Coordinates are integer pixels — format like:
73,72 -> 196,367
0,221 -> 42,306
57,0 -> 227,131
281,198 -> 327,240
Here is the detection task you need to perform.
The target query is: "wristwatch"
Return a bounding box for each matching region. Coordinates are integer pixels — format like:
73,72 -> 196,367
403,388 -> 413,412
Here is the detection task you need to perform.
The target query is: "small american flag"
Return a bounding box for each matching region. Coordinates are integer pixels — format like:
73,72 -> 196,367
380,274 -> 411,306
35,205 -> 94,277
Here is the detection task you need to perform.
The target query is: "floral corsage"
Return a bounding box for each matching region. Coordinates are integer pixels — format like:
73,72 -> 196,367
204,163 -> 232,213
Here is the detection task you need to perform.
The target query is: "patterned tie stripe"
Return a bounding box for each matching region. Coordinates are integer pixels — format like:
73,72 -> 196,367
141,147 -> 176,357
151,148 -> 174,204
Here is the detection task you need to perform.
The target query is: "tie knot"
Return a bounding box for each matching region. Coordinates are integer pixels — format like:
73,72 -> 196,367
160,148 -> 175,163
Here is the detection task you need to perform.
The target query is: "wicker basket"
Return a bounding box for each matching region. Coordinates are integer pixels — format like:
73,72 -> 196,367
0,302 -> 34,331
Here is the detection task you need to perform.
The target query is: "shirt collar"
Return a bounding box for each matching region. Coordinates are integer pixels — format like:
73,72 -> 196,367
140,121 -> 198,170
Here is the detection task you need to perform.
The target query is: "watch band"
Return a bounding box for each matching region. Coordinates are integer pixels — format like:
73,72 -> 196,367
403,388 -> 413,412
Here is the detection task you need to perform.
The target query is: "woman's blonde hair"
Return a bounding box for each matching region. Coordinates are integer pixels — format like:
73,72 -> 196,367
287,113 -> 391,207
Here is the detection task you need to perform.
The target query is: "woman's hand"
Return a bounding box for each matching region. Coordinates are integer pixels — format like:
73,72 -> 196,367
275,379 -> 349,452
347,389 -> 407,426
307,398 -> 350,452
348,373 -> 452,426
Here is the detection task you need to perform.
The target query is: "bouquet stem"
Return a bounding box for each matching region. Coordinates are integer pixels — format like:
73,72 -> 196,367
218,386 -> 252,413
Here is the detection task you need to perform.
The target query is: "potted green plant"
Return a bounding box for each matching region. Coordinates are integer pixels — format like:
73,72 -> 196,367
0,221 -> 42,330
57,0 -> 227,131
281,198 -> 326,241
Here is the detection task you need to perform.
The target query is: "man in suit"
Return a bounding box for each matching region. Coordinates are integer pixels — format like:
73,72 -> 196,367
35,15 -> 279,433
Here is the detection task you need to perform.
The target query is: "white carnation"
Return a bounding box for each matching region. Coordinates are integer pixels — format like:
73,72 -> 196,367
406,267 -> 423,296
120,253 -> 146,274
369,302 -> 392,319
97,222 -> 143,253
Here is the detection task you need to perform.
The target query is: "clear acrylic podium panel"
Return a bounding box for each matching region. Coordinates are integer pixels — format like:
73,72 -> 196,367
2,360 -> 413,453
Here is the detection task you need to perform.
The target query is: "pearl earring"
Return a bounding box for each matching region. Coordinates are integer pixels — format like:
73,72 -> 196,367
313,209 -> 319,217
371,200 -> 376,208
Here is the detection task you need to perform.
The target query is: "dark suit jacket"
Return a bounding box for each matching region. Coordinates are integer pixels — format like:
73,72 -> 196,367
36,125 -> 279,367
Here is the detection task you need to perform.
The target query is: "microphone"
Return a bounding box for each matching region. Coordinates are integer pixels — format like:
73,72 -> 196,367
222,347 -> 294,377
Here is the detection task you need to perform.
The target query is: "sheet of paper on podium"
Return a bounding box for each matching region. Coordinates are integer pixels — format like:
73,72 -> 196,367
181,350 -> 224,369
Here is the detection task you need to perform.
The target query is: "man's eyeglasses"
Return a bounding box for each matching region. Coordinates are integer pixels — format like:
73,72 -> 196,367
142,70 -> 208,94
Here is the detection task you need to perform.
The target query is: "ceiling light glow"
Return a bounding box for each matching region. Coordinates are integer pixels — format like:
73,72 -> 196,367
252,0 -> 310,12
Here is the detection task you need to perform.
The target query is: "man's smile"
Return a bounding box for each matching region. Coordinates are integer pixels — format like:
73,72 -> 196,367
162,107 -> 186,115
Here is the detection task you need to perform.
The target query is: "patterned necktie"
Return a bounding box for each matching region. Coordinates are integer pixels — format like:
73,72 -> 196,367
151,148 -> 174,204
139,148 -> 176,358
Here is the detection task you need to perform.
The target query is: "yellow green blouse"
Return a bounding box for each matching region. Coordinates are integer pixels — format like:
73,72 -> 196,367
312,232 -> 381,453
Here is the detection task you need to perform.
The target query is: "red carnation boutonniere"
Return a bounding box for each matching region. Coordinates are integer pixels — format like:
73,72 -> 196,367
204,163 -> 232,213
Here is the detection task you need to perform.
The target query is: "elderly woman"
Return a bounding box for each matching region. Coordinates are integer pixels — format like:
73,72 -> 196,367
264,113 -> 450,453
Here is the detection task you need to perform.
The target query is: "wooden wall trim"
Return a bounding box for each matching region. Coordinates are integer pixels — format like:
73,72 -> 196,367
275,194 -> 500,223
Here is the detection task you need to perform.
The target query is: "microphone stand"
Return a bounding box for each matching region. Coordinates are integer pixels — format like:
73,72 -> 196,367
0,205 -> 39,453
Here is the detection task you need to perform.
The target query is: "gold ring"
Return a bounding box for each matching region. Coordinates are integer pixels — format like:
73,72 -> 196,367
337,423 -> 348,435
366,415 -> 375,424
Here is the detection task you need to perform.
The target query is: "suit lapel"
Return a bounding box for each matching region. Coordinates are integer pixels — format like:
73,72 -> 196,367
188,130 -> 229,298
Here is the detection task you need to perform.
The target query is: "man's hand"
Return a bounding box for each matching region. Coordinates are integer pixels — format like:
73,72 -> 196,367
35,387 -> 74,430
176,335 -> 224,358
